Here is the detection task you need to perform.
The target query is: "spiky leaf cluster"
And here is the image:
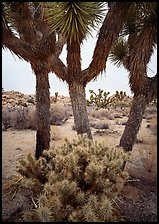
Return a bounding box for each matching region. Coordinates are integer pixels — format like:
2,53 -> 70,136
17,135 -> 131,222
43,2 -> 106,44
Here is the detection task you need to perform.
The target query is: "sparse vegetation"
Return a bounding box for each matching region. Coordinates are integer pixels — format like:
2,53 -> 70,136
90,121 -> 109,130
138,142 -> 157,185
2,91 -> 157,222
2,103 -> 70,131
87,89 -> 132,110
50,103 -> 70,126
2,106 -> 37,130
15,135 -> 131,222
88,108 -> 113,120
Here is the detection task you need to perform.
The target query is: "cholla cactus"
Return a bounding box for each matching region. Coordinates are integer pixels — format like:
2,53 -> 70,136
17,135 -> 131,222
87,89 -> 116,110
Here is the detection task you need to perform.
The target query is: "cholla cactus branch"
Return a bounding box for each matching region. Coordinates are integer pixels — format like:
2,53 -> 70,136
16,135 -> 131,222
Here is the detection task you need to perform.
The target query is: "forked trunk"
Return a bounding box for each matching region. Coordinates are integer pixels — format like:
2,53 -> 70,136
34,68 -> 50,159
69,83 -> 93,139
119,94 -> 147,151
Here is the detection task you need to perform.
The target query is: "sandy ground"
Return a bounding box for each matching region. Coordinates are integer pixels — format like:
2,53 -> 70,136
2,112 -> 157,222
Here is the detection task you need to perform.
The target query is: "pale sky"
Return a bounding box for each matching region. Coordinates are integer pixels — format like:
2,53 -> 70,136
2,30 -> 157,99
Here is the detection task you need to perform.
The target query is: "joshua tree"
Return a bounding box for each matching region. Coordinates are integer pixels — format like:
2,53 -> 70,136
42,2 -> 132,139
87,89 -> 116,110
2,2 -> 66,159
109,2 -> 157,151
2,2 -> 135,158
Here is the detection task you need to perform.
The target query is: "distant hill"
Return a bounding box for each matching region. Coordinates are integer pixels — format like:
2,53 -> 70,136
2,91 -> 71,108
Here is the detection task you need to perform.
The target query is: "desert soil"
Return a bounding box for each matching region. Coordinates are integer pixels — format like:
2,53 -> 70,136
2,109 -> 157,222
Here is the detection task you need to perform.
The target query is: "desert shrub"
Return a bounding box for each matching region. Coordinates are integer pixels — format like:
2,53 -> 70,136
138,142 -> 157,185
90,121 -> 109,130
113,113 -> 123,119
2,103 -> 71,130
11,107 -> 29,129
16,135 -> 131,222
2,107 -> 13,130
50,104 -> 70,126
26,106 -> 37,130
2,106 -> 37,130
88,108 -> 113,120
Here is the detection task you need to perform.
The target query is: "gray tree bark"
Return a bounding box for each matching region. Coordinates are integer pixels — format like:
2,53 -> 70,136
34,66 -> 50,159
69,83 -> 93,139
119,94 -> 147,151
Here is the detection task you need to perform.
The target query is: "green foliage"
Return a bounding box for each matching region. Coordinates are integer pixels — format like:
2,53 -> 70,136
87,89 -> 116,110
109,37 -> 128,67
87,89 -> 131,110
17,135 -> 131,222
43,2 -> 106,44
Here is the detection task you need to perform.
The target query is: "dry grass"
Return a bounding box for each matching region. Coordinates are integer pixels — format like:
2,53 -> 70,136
50,125 -> 61,141
125,124 -> 157,187
2,106 -> 37,130
90,120 -> 109,129
2,103 -> 71,130
149,116 -> 157,135
138,140 -> 157,185
88,108 -> 114,120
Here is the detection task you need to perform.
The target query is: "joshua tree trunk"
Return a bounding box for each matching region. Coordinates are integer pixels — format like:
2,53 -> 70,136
69,82 -> 93,139
34,66 -> 50,159
119,94 -> 147,151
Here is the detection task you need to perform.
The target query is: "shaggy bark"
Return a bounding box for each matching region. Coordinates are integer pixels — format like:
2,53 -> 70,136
67,40 -> 93,139
119,94 -> 147,151
69,83 -> 93,139
34,66 -> 50,159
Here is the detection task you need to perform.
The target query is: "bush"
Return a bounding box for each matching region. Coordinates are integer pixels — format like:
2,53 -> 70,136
2,104 -> 70,131
2,106 -> 37,130
2,107 -> 13,130
90,121 -> 109,130
88,109 -> 112,120
50,104 -> 70,126
16,135 -> 131,222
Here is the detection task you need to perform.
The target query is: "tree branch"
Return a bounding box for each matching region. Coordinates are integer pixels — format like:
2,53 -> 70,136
50,55 -> 67,81
2,27 -> 45,63
9,2 -> 38,44
54,33 -> 67,57
82,3 -> 131,84
129,26 -> 156,95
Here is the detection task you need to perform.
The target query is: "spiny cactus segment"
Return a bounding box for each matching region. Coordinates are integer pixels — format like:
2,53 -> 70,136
16,135 -> 131,222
